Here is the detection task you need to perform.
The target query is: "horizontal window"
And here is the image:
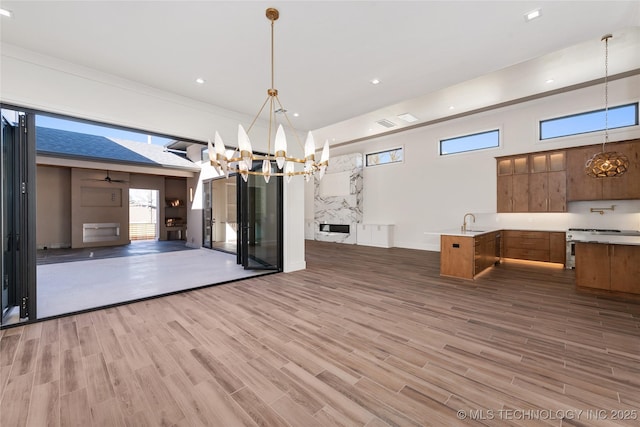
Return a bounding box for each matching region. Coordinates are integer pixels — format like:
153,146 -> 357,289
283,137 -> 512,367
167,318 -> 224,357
440,129 -> 499,155
366,147 -> 403,167
540,103 -> 638,140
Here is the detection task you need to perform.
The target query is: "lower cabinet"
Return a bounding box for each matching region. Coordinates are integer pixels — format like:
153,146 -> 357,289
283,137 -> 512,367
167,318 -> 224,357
474,232 -> 498,275
440,235 -> 475,280
356,224 -> 394,248
440,233 -> 498,280
575,243 -> 640,294
502,230 -> 566,264
502,230 -> 550,262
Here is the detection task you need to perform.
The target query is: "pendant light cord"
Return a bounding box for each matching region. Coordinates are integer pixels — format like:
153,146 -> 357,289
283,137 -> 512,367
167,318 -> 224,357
603,34 -> 610,151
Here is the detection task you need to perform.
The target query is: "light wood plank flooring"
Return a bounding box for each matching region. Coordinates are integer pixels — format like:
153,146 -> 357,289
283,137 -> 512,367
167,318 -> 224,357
2,241 -> 639,426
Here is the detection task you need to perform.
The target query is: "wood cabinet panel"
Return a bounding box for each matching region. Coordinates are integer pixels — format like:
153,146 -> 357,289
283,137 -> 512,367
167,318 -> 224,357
496,176 -> 512,213
548,171 -> 567,212
601,141 -> 640,200
575,243 -> 610,290
549,232 -> 566,264
502,230 -> 552,263
609,245 -> 640,294
498,151 -> 565,213
496,155 -> 529,213
503,248 -> 549,262
568,139 -> 640,201
512,174 -> 529,212
528,173 -> 547,212
440,235 -> 474,279
497,174 -> 529,213
528,151 -> 566,212
567,146 -> 603,201
474,232 -> 497,274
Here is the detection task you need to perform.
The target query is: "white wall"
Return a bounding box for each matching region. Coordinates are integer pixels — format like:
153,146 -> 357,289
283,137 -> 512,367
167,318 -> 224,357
1,43 -> 307,271
314,76 -> 640,251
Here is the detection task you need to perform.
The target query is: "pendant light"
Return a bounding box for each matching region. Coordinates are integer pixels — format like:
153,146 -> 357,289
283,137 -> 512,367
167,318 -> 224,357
584,34 -> 629,178
209,8 -> 329,183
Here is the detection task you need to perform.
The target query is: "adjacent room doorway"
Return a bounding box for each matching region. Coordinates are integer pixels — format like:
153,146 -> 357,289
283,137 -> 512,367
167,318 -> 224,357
203,177 -> 238,254
129,189 -> 159,241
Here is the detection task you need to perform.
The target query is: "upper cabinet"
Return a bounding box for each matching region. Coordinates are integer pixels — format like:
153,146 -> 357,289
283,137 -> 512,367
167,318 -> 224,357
567,139 -> 640,201
497,155 -> 529,213
528,151 -> 566,212
498,138 -> 640,212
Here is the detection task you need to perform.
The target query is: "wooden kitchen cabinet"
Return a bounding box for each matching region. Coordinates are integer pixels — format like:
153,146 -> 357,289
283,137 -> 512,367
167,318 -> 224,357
502,230 -> 550,262
474,232 -> 498,274
567,139 -> 640,201
609,245 -> 640,293
502,230 -> 566,264
497,155 -> 529,213
549,232 -> 566,264
575,242 -> 640,294
441,232 -> 498,280
529,151 -> 566,212
441,235 -> 475,279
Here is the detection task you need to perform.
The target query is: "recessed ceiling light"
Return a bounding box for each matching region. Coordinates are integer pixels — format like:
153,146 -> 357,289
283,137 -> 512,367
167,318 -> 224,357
449,106 -> 455,110
293,113 -> 299,117
370,78 -> 380,85
0,8 -> 12,17
545,78 -> 555,84
397,113 -> 418,123
195,78 -> 205,84
524,8 -> 541,22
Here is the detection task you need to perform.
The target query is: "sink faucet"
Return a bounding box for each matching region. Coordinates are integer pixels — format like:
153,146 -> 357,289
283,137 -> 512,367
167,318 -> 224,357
462,213 -> 476,232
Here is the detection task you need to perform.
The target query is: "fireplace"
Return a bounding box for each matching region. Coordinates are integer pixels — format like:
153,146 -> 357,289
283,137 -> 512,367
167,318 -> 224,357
319,224 -> 350,234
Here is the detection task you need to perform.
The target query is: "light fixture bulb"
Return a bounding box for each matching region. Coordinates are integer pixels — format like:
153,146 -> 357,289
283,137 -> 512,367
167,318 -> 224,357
238,125 -> 253,170
262,159 -> 272,183
274,124 -> 287,169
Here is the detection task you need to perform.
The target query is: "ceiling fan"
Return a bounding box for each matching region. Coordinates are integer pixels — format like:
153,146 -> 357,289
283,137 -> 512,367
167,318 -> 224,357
83,170 -> 128,184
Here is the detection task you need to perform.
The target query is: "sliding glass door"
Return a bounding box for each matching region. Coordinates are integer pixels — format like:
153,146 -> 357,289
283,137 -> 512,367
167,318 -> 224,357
1,108 -> 36,325
238,162 -> 282,271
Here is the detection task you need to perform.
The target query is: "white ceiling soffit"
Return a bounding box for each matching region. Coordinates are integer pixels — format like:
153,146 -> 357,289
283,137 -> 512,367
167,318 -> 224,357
1,1 -> 639,146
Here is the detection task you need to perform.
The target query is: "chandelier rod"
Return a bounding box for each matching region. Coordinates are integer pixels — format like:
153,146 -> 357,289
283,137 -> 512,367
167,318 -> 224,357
602,33 -> 611,152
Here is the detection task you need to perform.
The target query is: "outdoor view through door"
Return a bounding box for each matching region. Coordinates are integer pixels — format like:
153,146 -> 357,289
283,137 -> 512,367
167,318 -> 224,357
1,105 -> 279,327
239,160 -> 282,271
130,189 -> 158,240
203,178 -> 238,254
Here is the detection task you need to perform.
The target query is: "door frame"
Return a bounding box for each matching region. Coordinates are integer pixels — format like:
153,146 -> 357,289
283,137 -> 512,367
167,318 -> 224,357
1,106 -> 37,324
237,162 -> 283,272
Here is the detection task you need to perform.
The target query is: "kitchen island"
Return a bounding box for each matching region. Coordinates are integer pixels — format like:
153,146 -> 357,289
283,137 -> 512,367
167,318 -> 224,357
440,229 -> 501,280
572,232 -> 640,295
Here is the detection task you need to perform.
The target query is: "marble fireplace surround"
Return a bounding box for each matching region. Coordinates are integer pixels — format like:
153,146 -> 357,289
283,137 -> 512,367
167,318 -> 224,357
314,153 -> 363,244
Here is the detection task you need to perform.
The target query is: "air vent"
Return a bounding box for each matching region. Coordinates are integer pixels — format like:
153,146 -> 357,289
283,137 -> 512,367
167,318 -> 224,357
397,113 -> 418,123
376,118 -> 397,128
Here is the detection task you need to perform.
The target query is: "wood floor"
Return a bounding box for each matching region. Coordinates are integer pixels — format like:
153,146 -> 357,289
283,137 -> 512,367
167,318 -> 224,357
2,240 -> 639,426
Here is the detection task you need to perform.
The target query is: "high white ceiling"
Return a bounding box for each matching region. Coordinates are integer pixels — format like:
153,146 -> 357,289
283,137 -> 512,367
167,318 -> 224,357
1,1 -> 639,145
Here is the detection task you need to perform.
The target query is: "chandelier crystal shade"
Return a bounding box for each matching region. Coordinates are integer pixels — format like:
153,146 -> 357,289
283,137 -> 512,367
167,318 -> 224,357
584,34 -> 629,178
209,7 -> 329,183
